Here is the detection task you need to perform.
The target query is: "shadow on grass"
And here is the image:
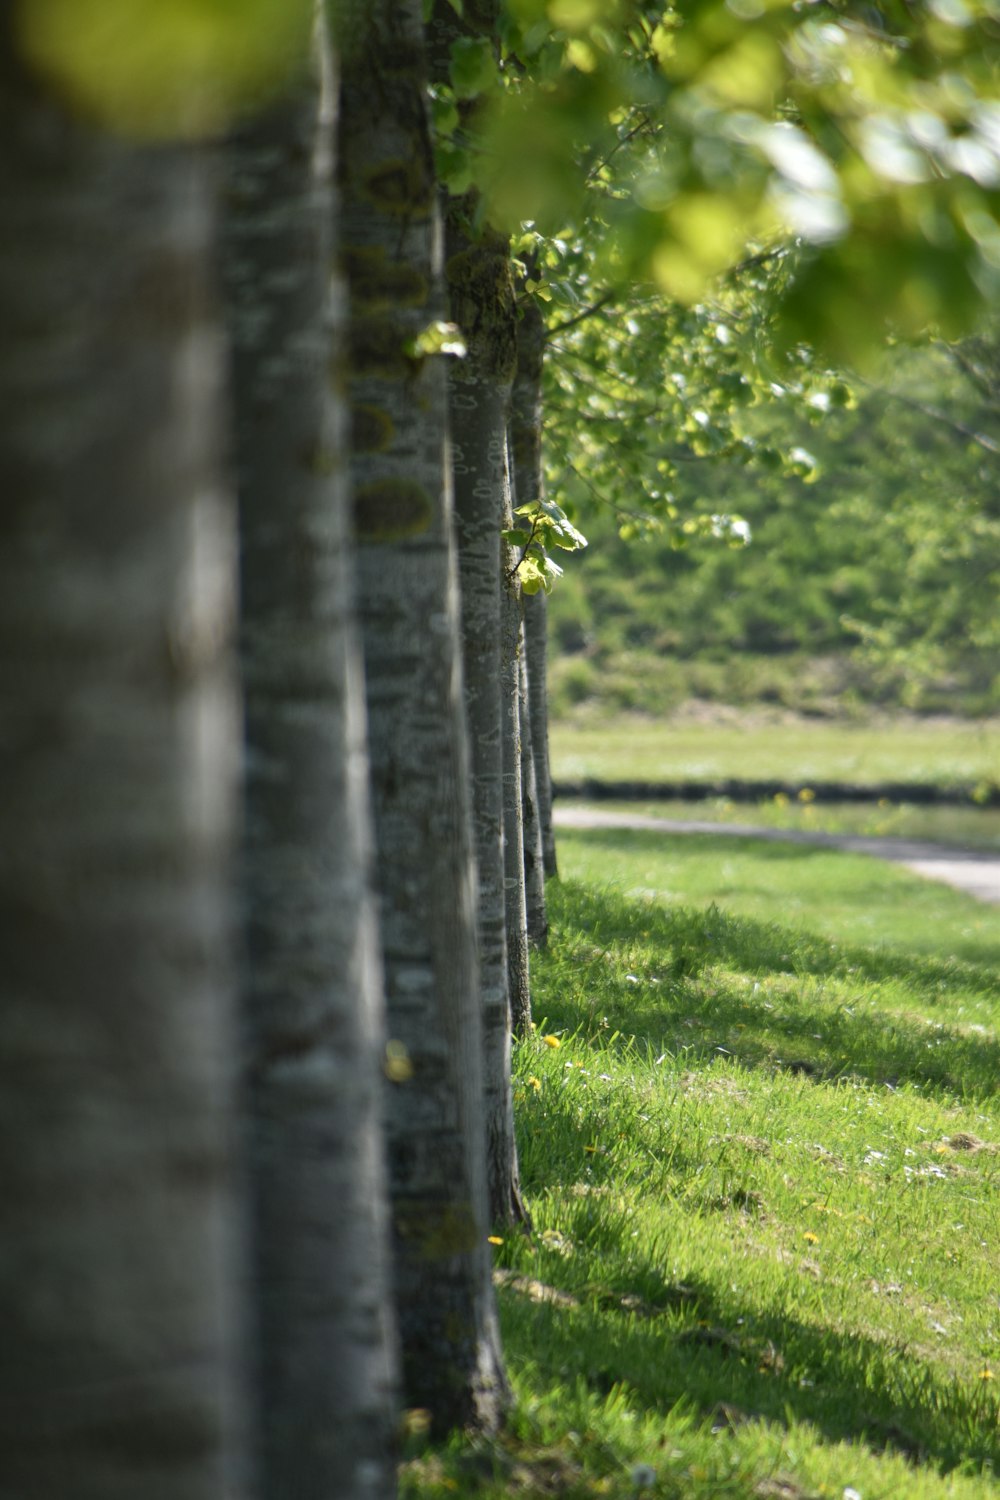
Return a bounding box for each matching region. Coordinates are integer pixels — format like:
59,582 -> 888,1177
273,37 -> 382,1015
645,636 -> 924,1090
561,828 -> 1000,971
534,880 -> 1000,1102
496,1226 -> 1000,1478
488,867 -> 1000,1489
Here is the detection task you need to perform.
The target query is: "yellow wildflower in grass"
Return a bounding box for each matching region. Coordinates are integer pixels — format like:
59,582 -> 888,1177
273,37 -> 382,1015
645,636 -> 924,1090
798,787 -> 816,802
979,1368 -> 995,1381
542,1034 -> 561,1048
487,1235 -> 503,1246
527,1075 -> 542,1090
803,1231 -> 820,1244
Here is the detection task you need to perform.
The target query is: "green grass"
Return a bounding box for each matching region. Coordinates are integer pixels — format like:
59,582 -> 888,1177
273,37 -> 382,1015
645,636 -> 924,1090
550,710 -> 1000,792
555,828 -> 1000,968
402,834 -> 1000,1500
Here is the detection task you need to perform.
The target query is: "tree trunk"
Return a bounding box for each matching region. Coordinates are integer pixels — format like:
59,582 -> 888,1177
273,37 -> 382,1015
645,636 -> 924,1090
338,0 -> 509,1434
513,295 -> 558,879
0,40 -> 245,1500
518,628 -> 548,944
428,0 -> 529,1231
501,448 -> 533,1028
524,593 -> 558,878
445,217 -> 530,1226
223,17 -> 398,1497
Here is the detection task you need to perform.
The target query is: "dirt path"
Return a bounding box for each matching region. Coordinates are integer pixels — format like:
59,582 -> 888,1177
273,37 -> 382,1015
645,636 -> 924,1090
553,806 -> 1000,906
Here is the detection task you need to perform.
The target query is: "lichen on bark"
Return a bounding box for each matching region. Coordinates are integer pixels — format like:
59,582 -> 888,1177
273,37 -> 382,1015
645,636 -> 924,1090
354,477 -> 433,540
343,244 -> 429,309
351,403 -> 395,452
346,314 -> 413,380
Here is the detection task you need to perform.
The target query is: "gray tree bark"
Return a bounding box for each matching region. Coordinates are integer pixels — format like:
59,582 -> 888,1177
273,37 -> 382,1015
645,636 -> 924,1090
501,448 -> 533,1029
518,627 -> 548,945
446,220 -> 529,1226
428,0 -> 529,1232
524,594 -> 558,878
0,35 -> 246,1500
513,294 -> 558,879
223,16 -> 398,1497
339,0 -> 509,1433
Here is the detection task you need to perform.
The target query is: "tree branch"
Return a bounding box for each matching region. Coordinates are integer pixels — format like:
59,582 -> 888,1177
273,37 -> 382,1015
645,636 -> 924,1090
857,374 -> 1000,459
544,290 -> 618,341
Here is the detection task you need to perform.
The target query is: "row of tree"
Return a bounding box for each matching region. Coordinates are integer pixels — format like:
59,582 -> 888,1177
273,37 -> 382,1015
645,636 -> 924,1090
1,0 -> 557,1495
4,0 -> 1000,1496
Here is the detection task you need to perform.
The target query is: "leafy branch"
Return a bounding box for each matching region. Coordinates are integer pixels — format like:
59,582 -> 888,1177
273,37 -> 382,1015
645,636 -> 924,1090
502,498 -> 587,595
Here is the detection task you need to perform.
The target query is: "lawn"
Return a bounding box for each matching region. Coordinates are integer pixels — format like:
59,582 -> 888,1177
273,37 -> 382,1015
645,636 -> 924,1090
550,710 -> 1000,792
553,827 -> 1000,967
402,830 -> 1000,1500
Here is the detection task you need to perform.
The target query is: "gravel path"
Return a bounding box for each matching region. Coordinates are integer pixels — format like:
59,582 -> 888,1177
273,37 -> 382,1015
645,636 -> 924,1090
553,807 -> 1000,905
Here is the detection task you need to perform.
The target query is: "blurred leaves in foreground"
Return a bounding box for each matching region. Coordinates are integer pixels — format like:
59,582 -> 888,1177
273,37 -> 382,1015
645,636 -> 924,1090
14,0 -> 313,137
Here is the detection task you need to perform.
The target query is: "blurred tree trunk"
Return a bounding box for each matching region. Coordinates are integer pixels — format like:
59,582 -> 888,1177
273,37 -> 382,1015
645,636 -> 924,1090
512,294 -> 559,880
339,0 -> 509,1433
223,12 -> 398,1496
0,33 -> 246,1500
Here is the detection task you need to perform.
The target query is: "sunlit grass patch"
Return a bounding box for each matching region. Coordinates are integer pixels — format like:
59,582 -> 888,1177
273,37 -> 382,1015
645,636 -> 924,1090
555,826 -> 1000,970
402,839 -> 1000,1499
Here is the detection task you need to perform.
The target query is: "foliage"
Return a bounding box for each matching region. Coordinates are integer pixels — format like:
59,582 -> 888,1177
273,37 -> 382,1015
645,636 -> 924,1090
13,0 -> 312,136
482,0 -> 1000,357
504,497 -> 589,594
403,848 -> 1000,1497
545,337 -> 1000,713
429,0 -> 1000,629
539,263 -> 832,541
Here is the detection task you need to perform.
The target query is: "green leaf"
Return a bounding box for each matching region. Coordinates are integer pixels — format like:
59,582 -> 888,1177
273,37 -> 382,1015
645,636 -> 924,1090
404,321 -> 467,359
537,499 -> 588,550
519,552 -> 565,593
430,90 -> 460,138
786,445 -> 820,482
450,35 -> 497,100
435,139 -> 476,196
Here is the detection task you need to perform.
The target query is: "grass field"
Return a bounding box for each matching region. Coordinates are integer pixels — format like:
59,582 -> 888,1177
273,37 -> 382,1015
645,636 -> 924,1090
402,829 -> 1000,1500
550,710 -> 1000,792
551,827 -> 1000,965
